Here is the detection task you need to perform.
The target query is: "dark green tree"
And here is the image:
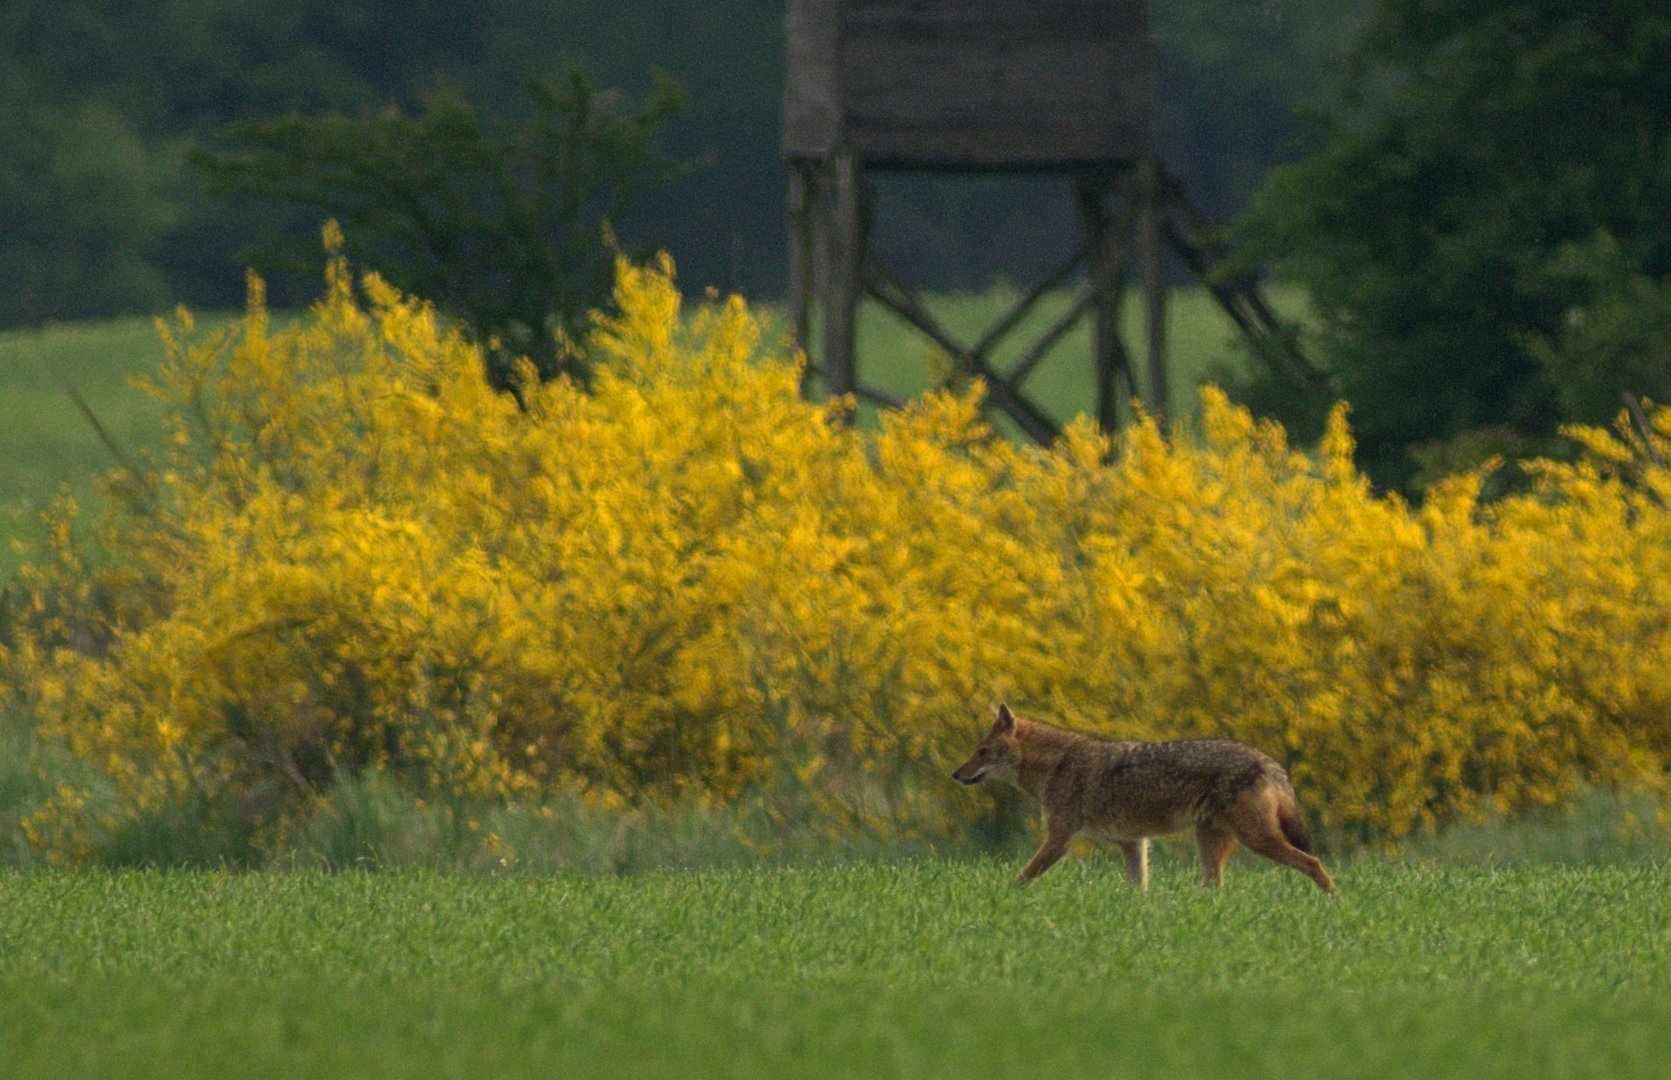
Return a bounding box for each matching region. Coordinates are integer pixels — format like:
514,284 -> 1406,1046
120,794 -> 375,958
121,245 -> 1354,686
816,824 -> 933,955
1234,0 -> 1671,489
0,69 -> 173,325
193,70 -> 686,389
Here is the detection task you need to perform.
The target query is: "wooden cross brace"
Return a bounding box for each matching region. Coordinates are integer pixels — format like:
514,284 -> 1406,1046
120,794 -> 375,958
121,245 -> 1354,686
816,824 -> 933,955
787,153 -> 1315,444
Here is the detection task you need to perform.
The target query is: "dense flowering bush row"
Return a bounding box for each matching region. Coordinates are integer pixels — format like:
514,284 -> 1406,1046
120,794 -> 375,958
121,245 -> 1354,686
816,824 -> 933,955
6,245 -> 1670,859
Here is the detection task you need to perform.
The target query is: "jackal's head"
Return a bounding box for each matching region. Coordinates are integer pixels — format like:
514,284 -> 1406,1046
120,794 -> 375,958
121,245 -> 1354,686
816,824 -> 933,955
951,703 -> 1022,785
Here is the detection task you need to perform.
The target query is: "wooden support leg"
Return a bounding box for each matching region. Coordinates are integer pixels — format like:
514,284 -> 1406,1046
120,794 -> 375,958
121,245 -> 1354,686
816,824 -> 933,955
1075,174 -> 1135,433
823,150 -> 862,400
1138,156 -> 1169,422
787,163 -> 816,390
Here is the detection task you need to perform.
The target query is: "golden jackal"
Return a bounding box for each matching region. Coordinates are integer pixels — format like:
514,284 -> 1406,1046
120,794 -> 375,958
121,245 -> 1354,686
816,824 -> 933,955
952,704 -> 1333,892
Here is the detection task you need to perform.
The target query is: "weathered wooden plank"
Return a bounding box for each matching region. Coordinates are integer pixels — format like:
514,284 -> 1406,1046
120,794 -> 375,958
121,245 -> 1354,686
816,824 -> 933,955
842,39 -> 1152,119
844,127 -> 1151,170
785,0 -> 1154,166
843,0 -> 1148,42
839,34 -> 1152,165
783,0 -> 842,157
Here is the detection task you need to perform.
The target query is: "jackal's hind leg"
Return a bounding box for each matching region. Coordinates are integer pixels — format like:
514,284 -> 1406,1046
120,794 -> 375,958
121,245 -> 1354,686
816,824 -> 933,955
1194,823 -> 1236,888
1231,811 -> 1335,893
1239,832 -> 1334,893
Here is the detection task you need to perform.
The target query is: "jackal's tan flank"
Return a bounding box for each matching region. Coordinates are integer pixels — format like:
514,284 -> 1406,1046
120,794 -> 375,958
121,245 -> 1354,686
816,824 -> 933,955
952,704 -> 1334,892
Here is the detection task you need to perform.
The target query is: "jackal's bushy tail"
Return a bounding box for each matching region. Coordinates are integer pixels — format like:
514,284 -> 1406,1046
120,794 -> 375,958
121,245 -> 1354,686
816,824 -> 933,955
1277,799 -> 1316,855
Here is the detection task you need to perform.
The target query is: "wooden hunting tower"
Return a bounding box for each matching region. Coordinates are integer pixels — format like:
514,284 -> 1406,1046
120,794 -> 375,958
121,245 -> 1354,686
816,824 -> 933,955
784,0 -> 1305,440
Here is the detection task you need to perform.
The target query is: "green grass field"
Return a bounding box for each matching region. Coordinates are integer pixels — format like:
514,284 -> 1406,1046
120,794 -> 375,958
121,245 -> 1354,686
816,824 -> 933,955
2,853 -> 1668,1079
9,293 -> 1667,1078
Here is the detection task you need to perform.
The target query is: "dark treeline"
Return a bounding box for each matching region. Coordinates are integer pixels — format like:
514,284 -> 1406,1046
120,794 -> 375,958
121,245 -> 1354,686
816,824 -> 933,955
0,0 -> 1368,328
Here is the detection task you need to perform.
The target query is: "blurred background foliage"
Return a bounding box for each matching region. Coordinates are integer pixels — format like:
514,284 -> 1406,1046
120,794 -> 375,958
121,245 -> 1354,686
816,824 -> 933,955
0,0 -> 1372,324
1233,0 -> 1671,489
4,0 -> 1670,492
192,71 -> 690,390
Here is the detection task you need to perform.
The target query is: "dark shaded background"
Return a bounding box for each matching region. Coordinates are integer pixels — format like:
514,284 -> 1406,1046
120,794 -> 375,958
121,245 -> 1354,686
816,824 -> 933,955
0,0 -> 1369,326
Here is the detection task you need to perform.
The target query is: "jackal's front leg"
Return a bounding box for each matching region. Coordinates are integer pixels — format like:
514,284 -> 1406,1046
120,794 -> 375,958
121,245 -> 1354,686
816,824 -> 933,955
1018,827 -> 1072,882
1118,839 -> 1150,889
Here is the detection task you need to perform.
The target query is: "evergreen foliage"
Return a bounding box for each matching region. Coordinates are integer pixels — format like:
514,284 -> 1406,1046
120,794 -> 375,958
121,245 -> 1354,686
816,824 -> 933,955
0,0 -> 1367,327
1236,1 -> 1671,488
193,73 -> 686,387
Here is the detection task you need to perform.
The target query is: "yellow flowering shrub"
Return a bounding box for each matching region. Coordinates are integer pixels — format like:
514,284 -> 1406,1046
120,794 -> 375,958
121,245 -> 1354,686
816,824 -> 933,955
6,243 -> 1671,858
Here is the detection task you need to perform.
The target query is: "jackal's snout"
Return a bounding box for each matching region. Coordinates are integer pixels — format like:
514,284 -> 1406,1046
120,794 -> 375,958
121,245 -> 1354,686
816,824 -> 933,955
951,704 -> 1019,786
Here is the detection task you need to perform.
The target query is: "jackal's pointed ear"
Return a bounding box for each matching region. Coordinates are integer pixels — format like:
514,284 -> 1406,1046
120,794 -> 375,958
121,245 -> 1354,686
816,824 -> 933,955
994,703 -> 1015,732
